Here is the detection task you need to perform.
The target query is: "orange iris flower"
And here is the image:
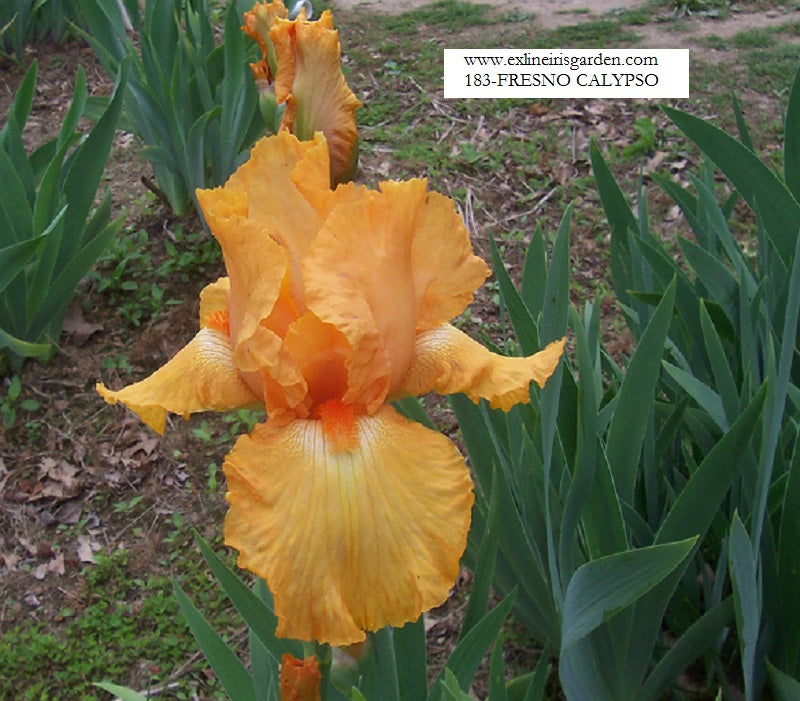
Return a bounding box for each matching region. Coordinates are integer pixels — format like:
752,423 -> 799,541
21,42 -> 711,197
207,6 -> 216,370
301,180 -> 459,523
97,131 -> 564,646
279,654 -> 321,701
242,1 -> 361,185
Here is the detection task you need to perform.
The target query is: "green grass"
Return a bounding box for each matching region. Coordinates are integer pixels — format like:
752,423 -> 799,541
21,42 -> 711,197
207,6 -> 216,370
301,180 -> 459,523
697,33 -> 729,50
745,43 -> 800,93
732,28 -> 778,49
615,3 -> 659,26
383,0 -> 494,32
532,20 -> 640,48
672,0 -> 732,13
0,542 -> 239,700
687,17 -> 800,121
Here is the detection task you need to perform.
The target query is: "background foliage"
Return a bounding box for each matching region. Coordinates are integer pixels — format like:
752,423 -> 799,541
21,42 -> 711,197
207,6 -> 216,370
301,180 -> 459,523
0,60 -> 125,373
0,0 -> 86,62
79,0 -> 264,216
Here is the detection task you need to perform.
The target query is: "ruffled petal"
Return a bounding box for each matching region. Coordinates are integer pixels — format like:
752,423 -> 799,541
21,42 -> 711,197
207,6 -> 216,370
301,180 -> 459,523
203,133 -> 327,308
303,183 -> 426,411
251,311 -> 349,418
404,186 -> 490,330
271,11 -> 361,185
279,654 -> 321,701
242,1 -> 289,82
223,404 -> 474,645
395,324 -> 566,411
302,179 -> 493,409
196,174 -> 290,351
97,329 -> 260,434
292,166 -> 368,223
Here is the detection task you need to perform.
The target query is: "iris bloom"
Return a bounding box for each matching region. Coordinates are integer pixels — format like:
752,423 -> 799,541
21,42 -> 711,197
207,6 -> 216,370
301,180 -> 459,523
97,131 -> 564,646
279,654 -> 321,701
243,0 -> 361,185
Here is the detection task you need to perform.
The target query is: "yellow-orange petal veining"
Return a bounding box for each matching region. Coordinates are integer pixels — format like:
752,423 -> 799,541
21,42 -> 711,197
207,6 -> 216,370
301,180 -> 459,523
271,11 -> 361,185
396,324 -> 566,411
223,405 -> 474,646
97,328 -> 260,434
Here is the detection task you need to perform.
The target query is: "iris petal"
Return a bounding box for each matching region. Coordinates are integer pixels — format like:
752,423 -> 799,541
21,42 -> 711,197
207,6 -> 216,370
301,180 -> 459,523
230,133 -> 324,308
196,171 -> 290,350
303,184 -> 423,411
405,186 -> 490,330
242,0 -> 289,82
279,654 -> 321,701
303,179 -> 493,408
97,328 -> 260,434
199,277 -> 231,330
396,324 -> 566,410
223,405 -> 474,645
271,11 -> 361,185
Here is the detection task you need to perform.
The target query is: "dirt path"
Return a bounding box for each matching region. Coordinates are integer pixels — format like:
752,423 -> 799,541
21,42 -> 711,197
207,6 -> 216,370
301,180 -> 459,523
633,5 -> 800,50
337,0 -> 644,26
335,0 -> 800,47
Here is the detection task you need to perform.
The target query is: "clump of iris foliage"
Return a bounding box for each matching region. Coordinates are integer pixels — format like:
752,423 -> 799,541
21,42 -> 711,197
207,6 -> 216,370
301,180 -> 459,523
0,0 -> 87,62
3,0 -> 800,699
0,60 -> 125,373
78,0 -> 264,217
454,65 -> 800,700
1,0 -> 264,371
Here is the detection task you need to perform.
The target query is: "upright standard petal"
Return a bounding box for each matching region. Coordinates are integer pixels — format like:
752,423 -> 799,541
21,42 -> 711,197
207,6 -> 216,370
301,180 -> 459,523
396,324 -> 566,411
223,405 -> 474,645
302,179 -> 492,408
404,186 -> 490,330
302,182 -> 423,411
97,328 -> 260,434
196,175 -> 290,339
202,132 -> 328,309
271,12 -> 361,185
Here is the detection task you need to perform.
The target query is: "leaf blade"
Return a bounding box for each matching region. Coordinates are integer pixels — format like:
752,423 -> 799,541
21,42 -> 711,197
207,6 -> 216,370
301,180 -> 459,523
560,538 -> 696,652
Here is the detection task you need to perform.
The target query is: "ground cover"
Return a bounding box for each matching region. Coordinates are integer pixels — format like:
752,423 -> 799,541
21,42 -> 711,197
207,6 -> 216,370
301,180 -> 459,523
1,0 -> 800,698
